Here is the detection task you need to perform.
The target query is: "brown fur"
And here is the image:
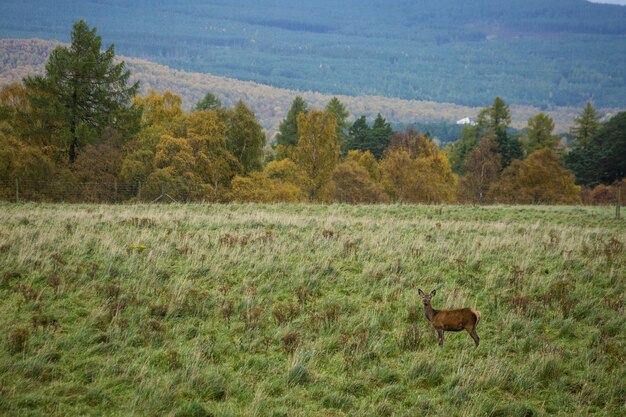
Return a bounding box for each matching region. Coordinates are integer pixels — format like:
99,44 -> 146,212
418,289 -> 481,347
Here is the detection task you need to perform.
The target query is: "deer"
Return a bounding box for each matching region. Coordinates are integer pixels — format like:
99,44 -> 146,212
418,289 -> 481,348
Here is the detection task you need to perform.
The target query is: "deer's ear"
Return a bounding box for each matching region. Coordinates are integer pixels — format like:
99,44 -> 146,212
418,289 -> 425,296
430,290 -> 437,297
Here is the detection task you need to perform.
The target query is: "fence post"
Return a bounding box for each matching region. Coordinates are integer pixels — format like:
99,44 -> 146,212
114,180 -> 118,203
15,179 -> 19,203
137,182 -> 142,202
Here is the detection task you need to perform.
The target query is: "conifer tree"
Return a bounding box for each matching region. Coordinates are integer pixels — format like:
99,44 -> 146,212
275,96 -> 309,147
24,20 -> 139,163
570,102 -> 600,148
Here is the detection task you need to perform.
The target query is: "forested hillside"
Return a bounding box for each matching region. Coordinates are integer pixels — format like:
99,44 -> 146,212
0,39 -> 606,137
1,0 -> 626,108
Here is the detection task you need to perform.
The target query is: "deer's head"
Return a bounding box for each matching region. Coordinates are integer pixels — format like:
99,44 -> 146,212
418,289 -> 436,306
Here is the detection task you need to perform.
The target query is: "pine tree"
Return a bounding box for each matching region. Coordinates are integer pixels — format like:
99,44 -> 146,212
524,113 -> 560,154
24,20 -> 139,163
275,96 -> 309,147
193,92 -> 222,111
324,97 -> 349,150
369,113 -> 393,159
346,116 -> 370,152
570,102 -> 600,148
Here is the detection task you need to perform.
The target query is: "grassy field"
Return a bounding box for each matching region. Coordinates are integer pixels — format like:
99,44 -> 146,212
0,203 -> 624,417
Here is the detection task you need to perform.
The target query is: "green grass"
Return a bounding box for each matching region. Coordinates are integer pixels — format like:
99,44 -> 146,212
0,203 -> 624,416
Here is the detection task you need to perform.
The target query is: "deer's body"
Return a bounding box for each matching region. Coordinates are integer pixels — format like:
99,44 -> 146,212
419,289 -> 481,347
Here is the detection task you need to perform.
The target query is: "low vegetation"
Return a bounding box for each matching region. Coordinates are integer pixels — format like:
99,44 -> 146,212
0,203 -> 624,416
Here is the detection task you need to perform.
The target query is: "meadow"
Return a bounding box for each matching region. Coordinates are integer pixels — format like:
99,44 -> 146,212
0,203 -> 624,416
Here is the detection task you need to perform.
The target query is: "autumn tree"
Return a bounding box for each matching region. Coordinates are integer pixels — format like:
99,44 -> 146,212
120,90 -> 185,188
330,160 -> 388,204
457,134 -> 501,204
225,100 -> 265,174
293,109 -> 339,201
570,102 -> 600,148
23,20 -> 139,163
345,150 -> 381,182
381,130 -> 456,203
523,113 -> 560,154
490,149 -> 580,204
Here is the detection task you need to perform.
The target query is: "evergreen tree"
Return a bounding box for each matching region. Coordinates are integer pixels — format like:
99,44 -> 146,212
23,20 -> 139,163
566,112 -> 626,186
324,97 -> 349,150
275,96 -> 309,147
193,92 -> 222,111
570,102 -> 600,148
346,116 -> 371,152
524,113 -> 560,154
368,113 -> 393,159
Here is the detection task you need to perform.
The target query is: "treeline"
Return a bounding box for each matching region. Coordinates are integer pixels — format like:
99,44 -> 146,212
0,22 -> 624,205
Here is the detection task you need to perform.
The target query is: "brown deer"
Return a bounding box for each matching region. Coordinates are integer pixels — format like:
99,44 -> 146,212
418,289 -> 481,347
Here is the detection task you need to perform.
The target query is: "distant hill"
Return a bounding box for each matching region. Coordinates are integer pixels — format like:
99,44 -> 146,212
1,0 -> 626,109
1,39 -> 619,138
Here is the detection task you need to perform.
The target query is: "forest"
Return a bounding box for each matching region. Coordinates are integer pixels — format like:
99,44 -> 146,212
1,1 -> 626,108
0,21 -> 624,206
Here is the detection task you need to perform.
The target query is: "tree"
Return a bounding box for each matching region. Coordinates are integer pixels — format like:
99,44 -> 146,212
566,112 -> 626,187
346,116 -> 371,153
275,96 -> 309,148
458,135 -> 501,204
23,20 -> 139,163
381,132 -> 456,203
570,102 -> 600,148
225,100 -> 265,174
193,92 -> 222,111
445,124 -> 482,174
484,97 -> 511,134
331,160 -> 389,204
369,114 -> 393,159
523,113 -> 560,154
324,97 -> 349,151
490,149 -> 580,204
293,110 -> 339,201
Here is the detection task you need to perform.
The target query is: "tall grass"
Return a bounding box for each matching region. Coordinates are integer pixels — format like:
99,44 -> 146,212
0,203 -> 624,416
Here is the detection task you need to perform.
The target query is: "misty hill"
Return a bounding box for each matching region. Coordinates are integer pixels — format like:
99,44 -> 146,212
2,38 -> 603,138
1,0 -> 626,109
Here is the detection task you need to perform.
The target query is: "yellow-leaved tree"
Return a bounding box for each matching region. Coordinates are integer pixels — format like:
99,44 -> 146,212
381,130 -> 457,203
292,109 -> 339,201
489,149 -> 580,204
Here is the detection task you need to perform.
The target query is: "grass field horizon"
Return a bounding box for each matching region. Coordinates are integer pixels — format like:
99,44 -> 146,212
1,203 -> 624,416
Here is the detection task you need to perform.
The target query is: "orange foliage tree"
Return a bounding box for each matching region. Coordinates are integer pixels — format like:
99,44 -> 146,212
489,149 -> 580,204
380,130 -> 457,203
457,135 -> 501,204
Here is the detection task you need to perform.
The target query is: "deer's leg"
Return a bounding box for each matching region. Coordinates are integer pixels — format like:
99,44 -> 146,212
436,328 -> 445,347
467,327 -> 479,347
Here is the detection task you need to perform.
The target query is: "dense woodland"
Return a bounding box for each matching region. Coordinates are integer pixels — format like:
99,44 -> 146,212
2,1 -> 626,108
1,22 -> 625,205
